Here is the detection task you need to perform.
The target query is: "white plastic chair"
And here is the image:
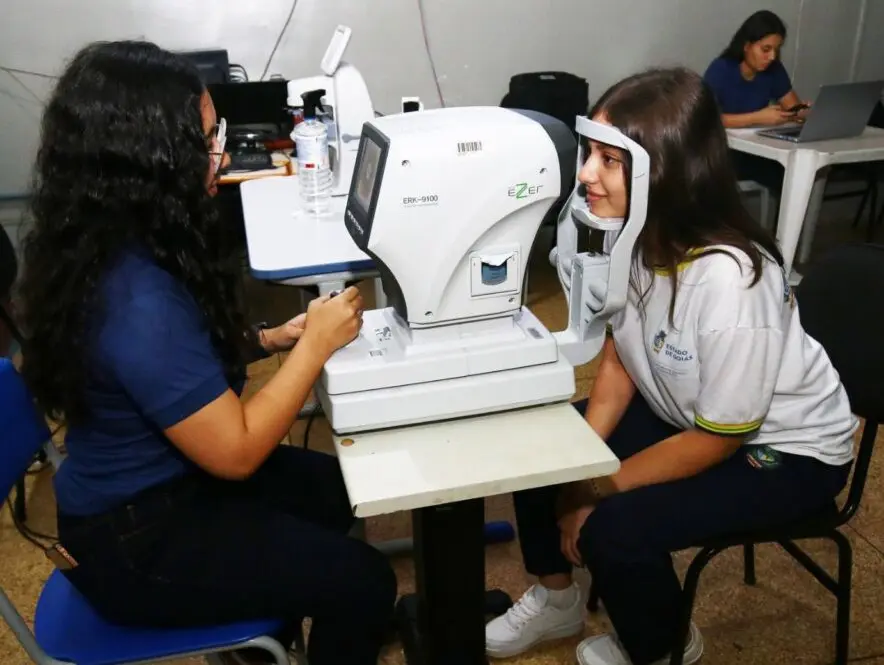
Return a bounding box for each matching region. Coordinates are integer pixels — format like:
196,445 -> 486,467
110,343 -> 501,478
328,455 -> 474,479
738,180 -> 773,231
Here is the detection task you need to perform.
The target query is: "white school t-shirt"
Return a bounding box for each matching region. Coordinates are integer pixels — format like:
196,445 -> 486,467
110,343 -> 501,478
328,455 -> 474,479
608,245 -> 857,466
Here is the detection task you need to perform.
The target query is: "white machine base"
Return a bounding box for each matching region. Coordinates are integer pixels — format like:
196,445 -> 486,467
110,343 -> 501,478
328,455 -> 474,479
322,306 -> 559,394
315,356 -> 576,434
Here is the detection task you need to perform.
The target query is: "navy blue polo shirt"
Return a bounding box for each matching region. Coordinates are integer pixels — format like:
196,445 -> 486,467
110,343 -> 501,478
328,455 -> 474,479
54,247 -> 242,516
703,56 -> 792,115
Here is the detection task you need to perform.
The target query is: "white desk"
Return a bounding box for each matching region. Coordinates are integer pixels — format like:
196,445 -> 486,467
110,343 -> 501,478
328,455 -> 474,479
240,175 -> 384,302
333,402 -> 620,665
727,127 -> 884,284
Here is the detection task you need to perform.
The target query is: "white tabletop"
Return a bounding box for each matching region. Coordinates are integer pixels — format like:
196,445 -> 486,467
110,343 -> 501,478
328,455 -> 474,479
240,175 -> 374,281
333,402 -> 620,518
727,126 -> 884,165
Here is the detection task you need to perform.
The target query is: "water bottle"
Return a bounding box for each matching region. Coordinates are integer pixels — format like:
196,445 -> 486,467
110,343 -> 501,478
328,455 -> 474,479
293,89 -> 332,215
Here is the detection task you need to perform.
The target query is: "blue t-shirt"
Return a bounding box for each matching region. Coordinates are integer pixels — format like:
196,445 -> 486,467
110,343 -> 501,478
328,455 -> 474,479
703,56 -> 792,115
54,248 -> 242,516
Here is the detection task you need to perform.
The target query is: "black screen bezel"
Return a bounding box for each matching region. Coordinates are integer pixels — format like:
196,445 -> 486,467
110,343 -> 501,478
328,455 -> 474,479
346,123 -> 390,249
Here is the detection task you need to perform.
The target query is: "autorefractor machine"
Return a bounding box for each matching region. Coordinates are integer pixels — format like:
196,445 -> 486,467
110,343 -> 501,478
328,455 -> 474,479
313,106 -> 650,434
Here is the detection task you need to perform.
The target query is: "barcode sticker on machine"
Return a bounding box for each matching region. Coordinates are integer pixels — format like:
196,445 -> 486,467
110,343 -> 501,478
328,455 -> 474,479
457,141 -> 483,154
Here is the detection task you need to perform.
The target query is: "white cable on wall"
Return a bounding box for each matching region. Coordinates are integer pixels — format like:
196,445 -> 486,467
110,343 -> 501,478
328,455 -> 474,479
260,0 -> 299,80
416,0 -> 446,107
791,0 -> 805,89
0,68 -> 43,126
3,69 -> 43,104
849,0 -> 868,82
0,66 -> 55,80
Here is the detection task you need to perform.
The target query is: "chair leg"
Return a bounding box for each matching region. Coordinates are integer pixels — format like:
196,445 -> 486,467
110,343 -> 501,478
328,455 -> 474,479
13,478 -> 26,523
241,636 -> 291,665
867,182 -> 879,243
759,189 -> 771,231
869,183 -> 882,243
669,547 -> 721,665
831,530 -> 853,665
743,543 -> 757,585
293,623 -> 307,654
852,181 -> 873,228
587,579 -> 600,613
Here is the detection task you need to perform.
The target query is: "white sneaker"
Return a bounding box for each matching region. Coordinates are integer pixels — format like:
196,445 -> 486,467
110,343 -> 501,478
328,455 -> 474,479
485,583 -> 585,658
576,621 -> 703,665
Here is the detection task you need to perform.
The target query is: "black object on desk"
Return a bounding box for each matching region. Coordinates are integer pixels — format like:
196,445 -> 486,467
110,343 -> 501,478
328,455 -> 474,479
207,81 -> 293,262
208,80 -> 290,133
225,128 -> 277,171
179,49 -> 231,85
227,152 -> 274,171
211,81 -> 291,174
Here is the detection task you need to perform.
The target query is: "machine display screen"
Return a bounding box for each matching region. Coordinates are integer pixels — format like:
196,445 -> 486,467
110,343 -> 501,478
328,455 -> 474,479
354,136 -> 382,213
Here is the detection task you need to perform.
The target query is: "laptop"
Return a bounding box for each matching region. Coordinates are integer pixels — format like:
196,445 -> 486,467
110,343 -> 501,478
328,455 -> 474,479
756,79 -> 884,143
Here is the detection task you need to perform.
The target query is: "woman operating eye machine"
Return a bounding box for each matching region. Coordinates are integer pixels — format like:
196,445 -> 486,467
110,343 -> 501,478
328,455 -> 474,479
313,107 -> 650,434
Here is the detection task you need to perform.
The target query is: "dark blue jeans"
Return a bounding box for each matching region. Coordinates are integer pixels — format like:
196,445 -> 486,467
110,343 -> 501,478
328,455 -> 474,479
514,395 -> 851,665
56,446 -> 397,665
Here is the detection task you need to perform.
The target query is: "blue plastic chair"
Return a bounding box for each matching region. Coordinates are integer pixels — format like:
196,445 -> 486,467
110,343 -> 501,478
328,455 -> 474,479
0,358 -> 293,665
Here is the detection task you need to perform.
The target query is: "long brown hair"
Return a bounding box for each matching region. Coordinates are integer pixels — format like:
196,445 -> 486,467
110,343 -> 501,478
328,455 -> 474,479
590,67 -> 784,320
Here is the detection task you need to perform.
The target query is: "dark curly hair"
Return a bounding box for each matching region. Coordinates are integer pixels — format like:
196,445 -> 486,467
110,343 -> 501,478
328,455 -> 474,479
18,40 -> 252,425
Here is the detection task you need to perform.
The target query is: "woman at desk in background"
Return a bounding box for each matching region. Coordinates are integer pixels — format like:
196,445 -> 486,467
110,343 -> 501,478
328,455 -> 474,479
484,67 -> 856,665
17,41 -> 395,665
703,10 -> 811,194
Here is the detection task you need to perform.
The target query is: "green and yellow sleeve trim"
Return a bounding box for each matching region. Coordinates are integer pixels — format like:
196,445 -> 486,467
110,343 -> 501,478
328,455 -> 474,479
652,247 -> 711,276
605,322 -> 614,337
695,414 -> 763,436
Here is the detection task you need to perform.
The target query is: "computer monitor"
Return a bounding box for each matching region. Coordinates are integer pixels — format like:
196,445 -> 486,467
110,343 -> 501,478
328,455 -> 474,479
179,49 -> 230,85
208,81 -> 290,129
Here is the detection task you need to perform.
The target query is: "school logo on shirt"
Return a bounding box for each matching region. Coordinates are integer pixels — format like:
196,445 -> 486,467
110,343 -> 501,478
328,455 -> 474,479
662,342 -> 694,363
652,330 -> 694,362
652,330 -> 666,353
651,330 -> 695,376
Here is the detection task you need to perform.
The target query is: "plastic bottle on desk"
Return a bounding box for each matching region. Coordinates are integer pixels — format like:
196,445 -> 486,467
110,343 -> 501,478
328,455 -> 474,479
292,89 -> 332,215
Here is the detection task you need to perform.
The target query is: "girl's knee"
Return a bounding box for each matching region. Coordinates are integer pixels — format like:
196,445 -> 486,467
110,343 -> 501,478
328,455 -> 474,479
577,495 -> 647,564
